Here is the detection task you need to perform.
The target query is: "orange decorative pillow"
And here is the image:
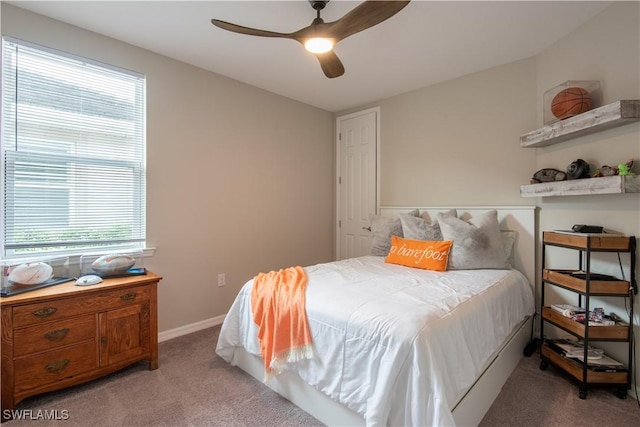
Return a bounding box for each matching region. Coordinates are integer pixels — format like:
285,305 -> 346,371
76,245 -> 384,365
385,236 -> 452,271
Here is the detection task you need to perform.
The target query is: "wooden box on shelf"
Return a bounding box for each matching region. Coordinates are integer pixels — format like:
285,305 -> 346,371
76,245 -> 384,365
541,306 -> 629,340
541,344 -> 627,385
543,231 -> 632,251
542,269 -> 631,295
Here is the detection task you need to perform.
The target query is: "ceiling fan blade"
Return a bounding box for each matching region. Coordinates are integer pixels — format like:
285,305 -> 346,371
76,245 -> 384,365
315,50 -> 345,78
327,0 -> 411,42
211,19 -> 294,39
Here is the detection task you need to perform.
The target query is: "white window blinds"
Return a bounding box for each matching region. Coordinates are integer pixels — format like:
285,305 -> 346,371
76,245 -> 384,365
1,37 -> 146,258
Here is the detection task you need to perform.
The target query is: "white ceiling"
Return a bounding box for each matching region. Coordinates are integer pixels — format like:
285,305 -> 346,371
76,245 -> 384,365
6,1 -> 613,112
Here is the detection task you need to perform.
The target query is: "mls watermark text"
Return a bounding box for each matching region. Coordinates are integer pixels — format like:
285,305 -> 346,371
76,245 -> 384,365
3,409 -> 69,421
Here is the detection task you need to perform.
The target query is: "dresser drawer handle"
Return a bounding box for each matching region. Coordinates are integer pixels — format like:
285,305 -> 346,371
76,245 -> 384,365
45,359 -> 69,374
44,328 -> 70,341
33,307 -> 57,318
120,292 -> 137,302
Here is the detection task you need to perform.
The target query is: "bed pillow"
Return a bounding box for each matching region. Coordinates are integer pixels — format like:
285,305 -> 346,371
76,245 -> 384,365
385,236 -> 452,271
438,210 -> 510,270
369,209 -> 419,256
399,209 -> 456,241
399,214 -> 441,241
501,230 -> 517,266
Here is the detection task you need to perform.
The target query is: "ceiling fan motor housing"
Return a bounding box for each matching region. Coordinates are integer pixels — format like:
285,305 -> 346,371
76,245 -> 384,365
309,1 -> 328,11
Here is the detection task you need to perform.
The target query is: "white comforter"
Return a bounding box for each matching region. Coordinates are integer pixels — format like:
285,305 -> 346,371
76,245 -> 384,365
216,256 -> 534,426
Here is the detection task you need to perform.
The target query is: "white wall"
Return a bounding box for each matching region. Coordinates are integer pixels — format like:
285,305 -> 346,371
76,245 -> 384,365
1,4 -> 335,333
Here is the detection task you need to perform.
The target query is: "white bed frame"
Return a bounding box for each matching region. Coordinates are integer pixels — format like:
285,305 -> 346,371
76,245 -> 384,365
228,206 -> 537,426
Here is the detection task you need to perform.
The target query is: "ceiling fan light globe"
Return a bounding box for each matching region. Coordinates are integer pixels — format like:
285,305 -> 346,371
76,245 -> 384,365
304,38 -> 333,54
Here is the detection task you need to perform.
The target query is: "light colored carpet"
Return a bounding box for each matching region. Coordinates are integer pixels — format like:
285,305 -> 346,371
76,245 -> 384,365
10,326 -> 322,426
480,348 -> 640,427
9,325 -> 640,426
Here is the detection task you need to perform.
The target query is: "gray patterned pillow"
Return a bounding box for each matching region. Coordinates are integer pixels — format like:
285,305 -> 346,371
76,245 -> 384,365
438,210 -> 509,270
369,209 -> 419,256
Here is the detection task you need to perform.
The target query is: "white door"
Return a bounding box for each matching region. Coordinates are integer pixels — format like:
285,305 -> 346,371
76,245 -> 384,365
336,108 -> 378,260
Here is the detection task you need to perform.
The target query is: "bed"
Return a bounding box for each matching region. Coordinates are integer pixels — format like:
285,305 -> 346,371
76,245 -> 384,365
216,206 -> 536,426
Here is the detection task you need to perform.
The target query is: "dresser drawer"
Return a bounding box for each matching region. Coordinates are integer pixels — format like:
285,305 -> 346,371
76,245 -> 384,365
13,315 -> 97,358
12,285 -> 151,327
14,341 -> 98,394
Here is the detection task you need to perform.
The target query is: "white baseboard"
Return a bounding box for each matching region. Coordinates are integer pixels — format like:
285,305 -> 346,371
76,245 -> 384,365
158,314 -> 225,343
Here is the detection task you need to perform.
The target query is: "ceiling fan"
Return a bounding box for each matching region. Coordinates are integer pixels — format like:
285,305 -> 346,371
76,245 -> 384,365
211,0 -> 411,78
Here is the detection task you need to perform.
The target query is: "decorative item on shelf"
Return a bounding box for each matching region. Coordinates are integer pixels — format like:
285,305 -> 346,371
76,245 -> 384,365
618,158 -> 634,176
530,168 -> 567,184
550,303 -> 584,318
92,254 -> 136,276
594,158 -> 634,177
1,256 -> 72,297
543,80 -> 601,125
566,158 -> 590,179
7,262 -> 52,285
80,250 -> 145,278
551,87 -> 592,120
595,165 -> 618,177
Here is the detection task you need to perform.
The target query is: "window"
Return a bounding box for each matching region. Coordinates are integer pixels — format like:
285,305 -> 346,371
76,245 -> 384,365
1,37 -> 146,259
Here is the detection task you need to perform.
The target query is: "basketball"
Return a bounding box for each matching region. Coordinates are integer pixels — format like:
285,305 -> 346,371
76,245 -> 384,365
551,87 -> 592,120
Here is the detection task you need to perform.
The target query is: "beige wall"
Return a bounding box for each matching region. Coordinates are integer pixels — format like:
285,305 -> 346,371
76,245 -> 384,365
534,0 -> 639,241
373,57 -> 538,207
341,1 -> 639,362
533,1 -> 640,362
1,4 -> 335,333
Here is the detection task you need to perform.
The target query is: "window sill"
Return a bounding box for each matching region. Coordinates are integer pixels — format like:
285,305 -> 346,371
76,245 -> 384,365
1,248 -> 157,273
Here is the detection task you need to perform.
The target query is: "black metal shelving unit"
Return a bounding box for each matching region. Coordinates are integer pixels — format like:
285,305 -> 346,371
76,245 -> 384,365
539,231 -> 636,399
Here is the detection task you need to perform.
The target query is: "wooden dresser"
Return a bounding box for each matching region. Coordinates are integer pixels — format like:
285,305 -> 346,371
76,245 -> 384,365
1,272 -> 161,420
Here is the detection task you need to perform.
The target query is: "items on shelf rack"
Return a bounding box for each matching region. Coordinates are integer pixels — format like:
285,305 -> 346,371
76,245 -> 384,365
545,339 -> 626,372
550,304 -> 622,326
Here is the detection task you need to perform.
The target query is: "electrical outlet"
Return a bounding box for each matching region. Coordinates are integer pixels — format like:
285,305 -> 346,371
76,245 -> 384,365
217,273 -> 226,287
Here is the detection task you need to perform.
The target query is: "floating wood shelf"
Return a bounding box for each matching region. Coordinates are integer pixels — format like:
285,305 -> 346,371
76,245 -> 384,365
520,175 -> 640,197
520,100 -> 640,148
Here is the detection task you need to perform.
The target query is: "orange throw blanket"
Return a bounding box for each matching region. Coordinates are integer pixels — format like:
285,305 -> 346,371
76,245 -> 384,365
251,266 -> 313,379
